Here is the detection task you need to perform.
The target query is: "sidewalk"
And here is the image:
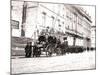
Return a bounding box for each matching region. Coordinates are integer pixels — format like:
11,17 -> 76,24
11,50 -> 95,74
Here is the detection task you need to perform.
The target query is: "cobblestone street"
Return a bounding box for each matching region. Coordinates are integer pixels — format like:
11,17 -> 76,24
11,51 -> 95,74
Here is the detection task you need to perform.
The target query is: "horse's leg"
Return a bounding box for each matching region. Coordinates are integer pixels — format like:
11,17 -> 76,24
46,45 -> 49,57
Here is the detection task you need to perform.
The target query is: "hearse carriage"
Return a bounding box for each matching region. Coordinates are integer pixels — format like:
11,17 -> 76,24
25,34 -> 85,57
33,34 -> 68,57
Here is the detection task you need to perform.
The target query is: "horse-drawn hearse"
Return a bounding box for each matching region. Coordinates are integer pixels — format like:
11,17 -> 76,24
25,31 -> 85,57
32,34 -> 68,57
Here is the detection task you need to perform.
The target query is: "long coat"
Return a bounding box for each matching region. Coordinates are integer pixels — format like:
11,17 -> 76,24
25,45 -> 32,57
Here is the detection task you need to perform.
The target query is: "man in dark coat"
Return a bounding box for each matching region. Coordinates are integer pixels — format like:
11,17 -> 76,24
63,37 -> 68,54
25,42 -> 32,57
33,43 -> 38,57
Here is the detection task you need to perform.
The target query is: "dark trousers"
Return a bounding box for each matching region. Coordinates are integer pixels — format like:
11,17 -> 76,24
25,51 -> 32,57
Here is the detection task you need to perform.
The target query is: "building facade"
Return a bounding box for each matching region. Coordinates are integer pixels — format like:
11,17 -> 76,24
91,26 -> 96,49
11,1 -> 92,49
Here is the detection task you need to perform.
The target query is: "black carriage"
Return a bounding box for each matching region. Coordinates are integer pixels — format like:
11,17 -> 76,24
34,34 -> 68,57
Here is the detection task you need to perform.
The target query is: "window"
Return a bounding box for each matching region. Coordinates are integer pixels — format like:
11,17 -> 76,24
58,24 -> 61,31
51,16 -> 55,27
68,25 -> 69,29
57,19 -> 60,28
70,13 -> 72,20
58,19 -> 60,22
63,7 -> 64,10
42,12 -> 46,15
78,18 -> 82,25
62,22 -> 64,24
63,14 -> 64,17
11,20 -> 19,29
51,16 -> 54,19
73,13 -> 77,23
59,24 -> 61,27
42,12 -> 46,27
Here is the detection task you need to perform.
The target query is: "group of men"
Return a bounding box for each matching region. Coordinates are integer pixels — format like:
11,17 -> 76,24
25,42 -> 41,57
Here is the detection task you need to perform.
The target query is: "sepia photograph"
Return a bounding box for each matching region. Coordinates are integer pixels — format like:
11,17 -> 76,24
11,0 -> 96,74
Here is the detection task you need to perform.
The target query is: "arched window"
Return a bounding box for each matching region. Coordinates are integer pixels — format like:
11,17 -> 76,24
42,12 -> 46,27
51,16 -> 55,27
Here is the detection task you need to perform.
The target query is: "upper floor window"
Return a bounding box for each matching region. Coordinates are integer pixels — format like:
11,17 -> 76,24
42,12 -> 46,26
42,12 -> 46,15
51,16 -> 55,19
42,12 -> 46,19
51,16 -> 55,27
68,25 -> 69,29
62,21 -> 64,24
58,19 -> 60,22
59,24 -> 61,27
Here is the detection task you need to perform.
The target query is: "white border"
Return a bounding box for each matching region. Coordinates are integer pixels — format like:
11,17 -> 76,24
0,0 -> 99,75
